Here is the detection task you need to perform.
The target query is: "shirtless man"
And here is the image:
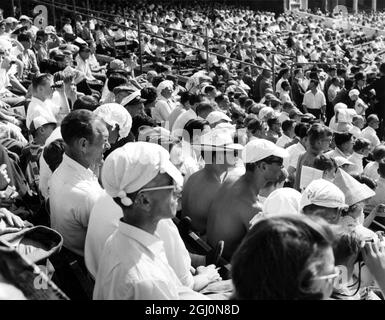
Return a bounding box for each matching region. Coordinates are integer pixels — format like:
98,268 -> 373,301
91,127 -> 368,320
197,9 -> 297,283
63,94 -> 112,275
206,139 -> 288,261
181,128 -> 243,235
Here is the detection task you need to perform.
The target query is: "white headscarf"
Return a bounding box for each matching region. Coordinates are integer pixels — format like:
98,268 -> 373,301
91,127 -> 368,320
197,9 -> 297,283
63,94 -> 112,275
94,103 -> 132,141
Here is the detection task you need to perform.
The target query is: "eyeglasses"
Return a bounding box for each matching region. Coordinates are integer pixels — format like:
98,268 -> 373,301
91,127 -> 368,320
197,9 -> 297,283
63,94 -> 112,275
262,156 -> 283,166
337,206 -> 350,217
314,267 -> 340,285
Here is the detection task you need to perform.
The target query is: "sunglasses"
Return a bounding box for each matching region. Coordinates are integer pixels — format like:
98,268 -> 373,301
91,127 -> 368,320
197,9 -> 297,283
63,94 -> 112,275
314,267 -> 340,286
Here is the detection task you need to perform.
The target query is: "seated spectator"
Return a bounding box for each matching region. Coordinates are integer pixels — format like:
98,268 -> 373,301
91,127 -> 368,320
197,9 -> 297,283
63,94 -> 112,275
349,115 -> 365,139
265,117 -> 282,144
207,139 -> 288,260
26,73 -> 57,130
313,155 -> 338,182
49,110 -> 109,258
325,132 -> 354,159
295,124 -> 333,190
301,179 -> 347,224
363,145 -> 385,181
246,118 -> 268,142
276,119 -> 295,148
182,128 -> 243,235
348,137 -> 371,175
93,142 -> 209,300
232,214 -> 336,300
361,114 -> 381,151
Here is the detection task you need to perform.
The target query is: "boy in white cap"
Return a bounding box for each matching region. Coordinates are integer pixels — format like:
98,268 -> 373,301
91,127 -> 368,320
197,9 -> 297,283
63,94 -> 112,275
181,128 -> 243,235
93,142 -> 211,300
207,139 -> 288,261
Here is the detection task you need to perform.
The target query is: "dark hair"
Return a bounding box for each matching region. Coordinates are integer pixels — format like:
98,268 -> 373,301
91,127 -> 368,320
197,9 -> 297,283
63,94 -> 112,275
307,124 -> 332,147
334,132 -> 352,149
189,94 -> 204,106
353,137 -> 371,153
238,95 -> 249,108
17,33 -> 31,42
378,162 -> 385,178
107,74 -> 128,92
131,114 -> 157,139
32,73 -> 52,90
333,229 -> 360,266
61,110 -> 97,145
344,79 -> 354,91
196,102 -> 215,118
367,114 -> 379,125
247,118 -> 265,135
183,119 -> 209,142
141,86 -> 157,104
231,214 -> 334,300
282,120 -> 295,133
267,117 -> 280,128
43,139 -> 66,172
179,91 -> 191,106
72,95 -> 99,111
295,122 -> 310,139
313,155 -> 337,172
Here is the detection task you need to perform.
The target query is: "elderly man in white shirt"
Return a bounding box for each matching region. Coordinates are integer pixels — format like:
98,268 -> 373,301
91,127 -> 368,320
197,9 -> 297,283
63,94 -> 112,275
302,79 -> 326,120
93,142 -> 219,300
152,80 -> 177,127
361,114 -> 381,151
49,110 -> 109,257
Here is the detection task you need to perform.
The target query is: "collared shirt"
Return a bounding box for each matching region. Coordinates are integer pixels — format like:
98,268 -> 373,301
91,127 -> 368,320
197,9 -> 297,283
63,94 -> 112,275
93,221 -> 206,300
276,133 -> 292,148
85,193 -> 194,289
49,154 -> 104,256
75,56 -> 95,81
303,90 -> 326,110
361,127 -> 381,151
152,96 -> 177,125
363,161 -> 380,181
348,152 -> 364,175
26,97 -> 57,130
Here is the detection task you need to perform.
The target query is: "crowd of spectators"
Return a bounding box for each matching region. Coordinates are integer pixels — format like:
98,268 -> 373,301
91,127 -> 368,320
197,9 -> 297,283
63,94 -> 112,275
1,1 -> 385,301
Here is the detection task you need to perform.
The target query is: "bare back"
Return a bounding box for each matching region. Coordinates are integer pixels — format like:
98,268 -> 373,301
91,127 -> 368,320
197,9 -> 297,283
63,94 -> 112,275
206,176 -> 262,261
181,169 -> 223,235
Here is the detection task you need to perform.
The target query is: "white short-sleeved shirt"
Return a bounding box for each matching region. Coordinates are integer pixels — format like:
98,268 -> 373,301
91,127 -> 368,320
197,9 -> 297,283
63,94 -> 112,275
49,154 -> 104,256
26,97 -> 57,130
303,90 -> 326,110
85,193 -> 194,289
93,221 -> 207,300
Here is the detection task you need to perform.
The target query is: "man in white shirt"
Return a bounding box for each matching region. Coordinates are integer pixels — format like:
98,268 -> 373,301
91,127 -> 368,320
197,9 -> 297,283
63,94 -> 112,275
302,79 -> 326,120
49,110 -> 109,257
325,132 -> 354,159
361,114 -> 381,151
26,73 -> 57,130
75,44 -> 96,82
93,142 -> 216,300
283,122 -> 309,184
